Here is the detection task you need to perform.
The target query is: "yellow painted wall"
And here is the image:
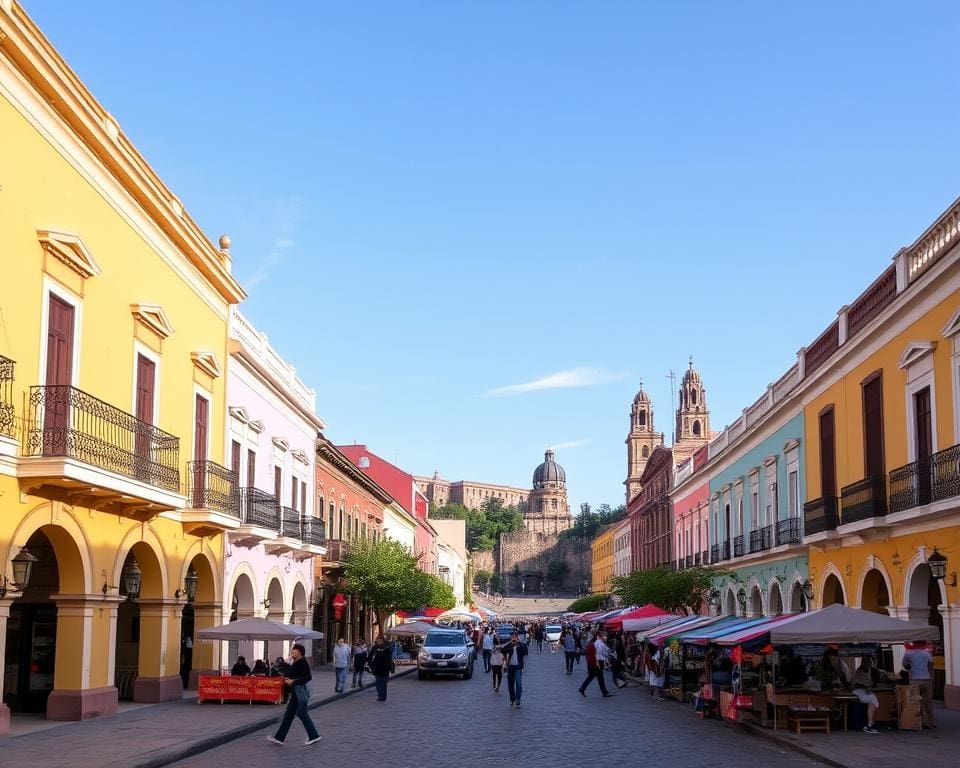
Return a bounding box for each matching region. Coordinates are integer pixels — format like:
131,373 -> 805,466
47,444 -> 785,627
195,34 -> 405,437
804,285 -> 960,500
591,527 -> 615,593
0,69 -> 234,694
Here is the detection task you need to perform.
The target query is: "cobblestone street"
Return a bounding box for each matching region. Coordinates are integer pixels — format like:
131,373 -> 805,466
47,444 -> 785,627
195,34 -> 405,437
167,650 -> 817,768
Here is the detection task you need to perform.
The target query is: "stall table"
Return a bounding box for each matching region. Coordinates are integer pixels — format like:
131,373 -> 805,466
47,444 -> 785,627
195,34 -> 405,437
197,674 -> 283,704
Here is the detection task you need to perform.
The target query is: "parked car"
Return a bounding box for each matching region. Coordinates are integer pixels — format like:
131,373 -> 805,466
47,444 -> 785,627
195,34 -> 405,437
494,624 -> 515,643
544,624 -> 562,643
417,630 -> 476,680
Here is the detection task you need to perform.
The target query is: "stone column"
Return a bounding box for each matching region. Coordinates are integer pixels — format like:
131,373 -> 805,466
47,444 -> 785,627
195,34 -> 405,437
0,599 -> 11,735
133,599 -> 184,702
46,594 -> 118,721
939,605 -> 960,710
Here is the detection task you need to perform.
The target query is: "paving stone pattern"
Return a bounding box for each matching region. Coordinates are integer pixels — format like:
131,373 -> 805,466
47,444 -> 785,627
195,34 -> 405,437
166,649 -> 818,768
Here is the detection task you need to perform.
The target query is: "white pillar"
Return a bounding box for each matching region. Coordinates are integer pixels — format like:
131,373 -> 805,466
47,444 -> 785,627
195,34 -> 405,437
939,605 -> 960,710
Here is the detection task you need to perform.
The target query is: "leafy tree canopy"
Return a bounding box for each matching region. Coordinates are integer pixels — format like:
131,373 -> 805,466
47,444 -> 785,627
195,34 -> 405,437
610,565 -> 733,616
430,497 -> 524,552
562,502 -> 627,540
568,593 -> 608,612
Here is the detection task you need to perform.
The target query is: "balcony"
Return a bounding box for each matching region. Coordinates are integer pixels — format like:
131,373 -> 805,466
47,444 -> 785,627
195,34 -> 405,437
749,525 -> 773,553
804,496 -> 839,536
701,549 -> 708,565
776,517 -> 803,546
18,384 -> 183,517
180,460 -> 240,536
721,541 -> 730,561
299,514 -> 327,556
266,506 -> 304,555
889,444 -> 960,514
685,554 -> 693,568
694,551 -> 701,566
230,487 -> 280,546
0,355 -> 14,439
840,476 -> 887,525
710,544 -> 720,563
323,539 -> 351,568
733,535 -> 745,558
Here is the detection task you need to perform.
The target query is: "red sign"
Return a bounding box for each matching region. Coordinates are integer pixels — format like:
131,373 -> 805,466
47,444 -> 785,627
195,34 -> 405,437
333,593 -> 347,620
197,674 -> 283,704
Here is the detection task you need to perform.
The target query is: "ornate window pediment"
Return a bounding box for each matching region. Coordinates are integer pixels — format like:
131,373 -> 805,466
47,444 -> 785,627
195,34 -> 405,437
897,341 -> 937,370
37,229 -> 101,279
272,437 -> 290,452
191,350 -> 222,378
942,307 -> 960,339
291,449 -> 310,465
130,303 -> 175,339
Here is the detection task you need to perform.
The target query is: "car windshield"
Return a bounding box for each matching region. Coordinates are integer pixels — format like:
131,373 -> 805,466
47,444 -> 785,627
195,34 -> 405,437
546,625 -> 561,632
424,633 -> 465,647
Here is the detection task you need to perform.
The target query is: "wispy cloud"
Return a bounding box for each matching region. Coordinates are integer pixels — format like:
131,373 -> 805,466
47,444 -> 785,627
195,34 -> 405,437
485,367 -> 627,396
548,438 -> 592,451
243,196 -> 306,290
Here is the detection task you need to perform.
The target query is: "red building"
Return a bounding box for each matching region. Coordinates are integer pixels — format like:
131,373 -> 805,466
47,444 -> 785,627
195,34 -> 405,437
628,445 -> 674,572
337,444 -> 438,574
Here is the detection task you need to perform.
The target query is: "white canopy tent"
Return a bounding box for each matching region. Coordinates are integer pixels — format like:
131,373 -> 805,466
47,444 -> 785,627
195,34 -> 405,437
197,616 -> 324,641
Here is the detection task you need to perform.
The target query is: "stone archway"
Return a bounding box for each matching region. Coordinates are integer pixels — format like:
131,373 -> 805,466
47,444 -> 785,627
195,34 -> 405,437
750,585 -> 764,617
182,551 -> 219,689
823,573 -> 845,606
265,577 -> 285,662
789,581 -> 804,612
292,582 -> 308,628
4,518 -> 91,720
226,572 -> 256,668
906,561 -> 945,700
725,587 -> 737,617
860,569 -> 891,615
521,572 -> 544,595
769,582 -> 784,615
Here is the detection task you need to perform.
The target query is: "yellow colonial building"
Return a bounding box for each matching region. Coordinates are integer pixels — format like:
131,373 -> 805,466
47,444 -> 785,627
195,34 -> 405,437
0,2 -> 244,729
591,525 -> 615,595
800,198 -> 960,709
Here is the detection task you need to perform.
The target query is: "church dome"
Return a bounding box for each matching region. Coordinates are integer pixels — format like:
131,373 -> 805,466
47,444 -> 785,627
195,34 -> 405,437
633,382 -> 650,404
683,357 -> 702,385
533,449 -> 566,487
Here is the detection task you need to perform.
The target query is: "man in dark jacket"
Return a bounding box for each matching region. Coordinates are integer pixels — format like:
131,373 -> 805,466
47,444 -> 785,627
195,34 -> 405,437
578,630 -> 612,698
502,632 -> 528,707
368,635 -> 394,702
267,644 -> 322,746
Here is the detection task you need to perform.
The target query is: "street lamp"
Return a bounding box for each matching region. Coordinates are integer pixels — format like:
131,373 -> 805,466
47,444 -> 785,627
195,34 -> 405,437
175,568 -> 199,601
928,549 -> 957,587
0,548 -> 38,598
122,557 -> 142,600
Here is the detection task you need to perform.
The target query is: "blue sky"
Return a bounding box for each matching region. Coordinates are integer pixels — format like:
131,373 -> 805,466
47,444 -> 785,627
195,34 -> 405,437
26,1 -> 960,512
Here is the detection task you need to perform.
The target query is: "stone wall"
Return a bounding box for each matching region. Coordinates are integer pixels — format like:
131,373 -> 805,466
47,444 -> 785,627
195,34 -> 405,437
495,530 -> 591,594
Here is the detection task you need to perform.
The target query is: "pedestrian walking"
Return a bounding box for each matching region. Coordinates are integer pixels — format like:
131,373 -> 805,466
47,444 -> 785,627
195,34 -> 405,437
333,638 -> 350,693
574,628 -> 583,665
491,641 -> 504,692
481,628 -> 494,673
351,640 -> 368,689
610,633 -> 629,689
647,641 -> 665,700
503,631 -> 528,707
368,634 -> 395,702
561,628 -> 577,675
578,630 -> 613,698
266,644 -> 322,746
535,623 -> 544,653
902,642 -> 937,728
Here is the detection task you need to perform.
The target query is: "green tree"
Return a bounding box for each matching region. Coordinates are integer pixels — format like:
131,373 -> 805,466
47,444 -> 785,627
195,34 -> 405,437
473,569 -> 493,589
431,498 -> 523,552
610,565 -> 732,615
344,537 -> 438,630
568,593 -> 608,612
488,573 -> 503,593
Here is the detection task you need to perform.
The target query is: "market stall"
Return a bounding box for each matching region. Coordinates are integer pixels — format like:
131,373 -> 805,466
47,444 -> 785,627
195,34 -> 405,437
195,617 -> 323,705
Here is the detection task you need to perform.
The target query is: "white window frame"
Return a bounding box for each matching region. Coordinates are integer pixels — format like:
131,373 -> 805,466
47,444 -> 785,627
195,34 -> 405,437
39,275 -> 83,388
764,457 -> 778,524
733,479 -> 744,535
898,342 -> 938,461
748,469 -> 760,528
785,439 -> 800,520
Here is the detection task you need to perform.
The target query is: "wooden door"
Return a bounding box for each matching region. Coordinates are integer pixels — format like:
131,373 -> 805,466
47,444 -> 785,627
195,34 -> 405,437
134,354 -> 156,479
43,296 -> 75,455
915,387 -> 933,504
863,374 -> 885,479
231,440 -> 241,478
192,395 -> 208,506
819,408 -> 837,498
246,449 -> 256,489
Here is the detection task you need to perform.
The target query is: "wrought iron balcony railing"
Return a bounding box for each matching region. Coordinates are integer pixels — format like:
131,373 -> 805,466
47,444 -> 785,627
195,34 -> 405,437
694,551 -> 701,566
0,355 -> 14,438
23,384 -> 180,492
733,534 -> 745,558
280,506 -> 302,539
300,515 -> 325,547
776,517 -> 802,546
710,544 -> 720,563
237,487 -> 280,530
889,444 -> 960,513
187,460 -> 239,517
749,525 -> 773,553
685,554 -> 693,568
803,496 -> 839,535
840,475 -> 887,524
721,541 -> 731,560
701,549 -> 708,566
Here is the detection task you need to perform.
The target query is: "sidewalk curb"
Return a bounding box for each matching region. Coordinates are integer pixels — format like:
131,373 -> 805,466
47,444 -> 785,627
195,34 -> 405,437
131,668 -> 416,768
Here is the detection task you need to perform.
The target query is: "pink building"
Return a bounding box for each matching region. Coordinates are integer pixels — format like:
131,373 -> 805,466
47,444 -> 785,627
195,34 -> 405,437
672,454 -> 710,570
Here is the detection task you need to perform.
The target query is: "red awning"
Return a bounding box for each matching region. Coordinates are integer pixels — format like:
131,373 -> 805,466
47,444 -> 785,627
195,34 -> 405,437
604,604 -> 671,631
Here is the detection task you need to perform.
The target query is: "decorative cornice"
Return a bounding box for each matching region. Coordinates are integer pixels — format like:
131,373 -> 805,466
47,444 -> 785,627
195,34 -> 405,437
37,229 -> 101,278
315,437 -> 395,506
191,350 -> 222,378
896,341 -> 937,370
942,306 -> 960,339
130,303 -> 174,339
783,438 -> 800,453
763,455 -> 778,467
271,437 -> 289,452
291,449 -> 309,466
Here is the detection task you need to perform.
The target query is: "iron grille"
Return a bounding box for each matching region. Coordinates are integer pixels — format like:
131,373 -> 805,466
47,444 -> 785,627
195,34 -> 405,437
237,487 -> 280,530
840,475 -> 887,524
803,496 -> 839,534
187,460 -> 238,517
0,355 -> 14,437
280,506 -> 302,539
24,384 -> 180,491
733,534 -> 744,558
300,515 -> 326,546
776,517 -> 802,545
